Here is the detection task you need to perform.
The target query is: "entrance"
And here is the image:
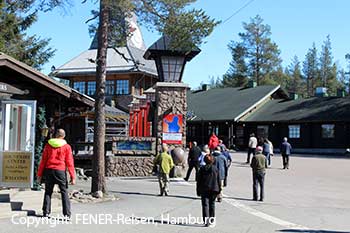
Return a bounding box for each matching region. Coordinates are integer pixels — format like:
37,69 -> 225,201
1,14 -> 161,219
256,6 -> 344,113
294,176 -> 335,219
0,100 -> 36,188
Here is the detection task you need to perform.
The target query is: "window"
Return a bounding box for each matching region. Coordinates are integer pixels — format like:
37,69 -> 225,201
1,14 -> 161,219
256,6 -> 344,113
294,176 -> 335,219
322,124 -> 335,138
257,125 -> 269,139
116,80 -> 129,95
187,125 -> 196,137
73,82 -> 86,94
87,81 -> 96,96
161,56 -> 185,82
289,125 -> 300,138
208,125 -> 218,136
106,80 -> 115,95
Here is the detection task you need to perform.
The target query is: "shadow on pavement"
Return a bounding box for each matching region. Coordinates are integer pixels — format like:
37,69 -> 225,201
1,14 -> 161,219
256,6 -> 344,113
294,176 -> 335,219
111,191 -> 199,200
120,177 -> 157,181
224,196 -> 256,202
277,230 -> 350,233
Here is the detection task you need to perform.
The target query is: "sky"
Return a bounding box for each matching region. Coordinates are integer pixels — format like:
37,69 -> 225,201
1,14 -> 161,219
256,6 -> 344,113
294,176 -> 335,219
28,0 -> 350,89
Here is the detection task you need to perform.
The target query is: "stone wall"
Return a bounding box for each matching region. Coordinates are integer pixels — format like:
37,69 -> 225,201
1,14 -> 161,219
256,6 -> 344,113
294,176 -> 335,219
106,156 -> 154,177
155,82 -> 188,151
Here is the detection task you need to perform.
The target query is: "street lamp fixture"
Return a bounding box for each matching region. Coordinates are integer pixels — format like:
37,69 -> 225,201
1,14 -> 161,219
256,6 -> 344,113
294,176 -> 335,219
143,36 -> 200,82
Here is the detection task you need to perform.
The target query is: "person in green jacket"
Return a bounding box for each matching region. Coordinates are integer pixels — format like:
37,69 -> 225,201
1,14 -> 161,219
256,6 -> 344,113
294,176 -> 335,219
250,146 -> 266,201
154,143 -> 174,196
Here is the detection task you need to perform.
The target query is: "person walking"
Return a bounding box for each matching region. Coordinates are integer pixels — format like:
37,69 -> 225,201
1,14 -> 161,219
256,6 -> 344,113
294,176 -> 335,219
247,133 -> 257,163
37,129 -> 75,218
198,145 -> 210,167
197,154 -> 221,227
280,137 -> 292,169
208,132 -> 219,151
212,146 -> 228,202
250,146 -> 266,202
184,141 -> 202,181
263,138 -> 271,167
154,143 -> 174,196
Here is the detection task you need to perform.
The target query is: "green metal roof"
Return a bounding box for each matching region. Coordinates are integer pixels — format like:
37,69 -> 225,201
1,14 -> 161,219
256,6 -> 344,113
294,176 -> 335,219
243,97 -> 350,122
187,85 -> 280,122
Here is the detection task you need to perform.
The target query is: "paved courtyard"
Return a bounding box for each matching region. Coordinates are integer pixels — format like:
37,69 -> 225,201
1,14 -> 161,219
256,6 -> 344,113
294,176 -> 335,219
0,152 -> 349,233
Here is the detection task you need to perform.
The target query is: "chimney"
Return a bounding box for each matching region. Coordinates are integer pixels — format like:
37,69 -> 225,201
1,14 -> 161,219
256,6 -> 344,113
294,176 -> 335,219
202,84 -> 210,91
247,80 -> 257,88
315,87 -> 328,97
289,93 -> 299,100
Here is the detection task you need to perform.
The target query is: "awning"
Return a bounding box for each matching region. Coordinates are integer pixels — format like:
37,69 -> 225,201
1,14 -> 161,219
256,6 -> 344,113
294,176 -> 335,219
0,82 -> 26,95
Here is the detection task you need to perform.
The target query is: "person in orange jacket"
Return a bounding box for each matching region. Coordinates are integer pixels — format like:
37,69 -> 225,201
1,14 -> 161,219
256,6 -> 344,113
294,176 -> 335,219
208,132 -> 219,151
37,129 -> 75,218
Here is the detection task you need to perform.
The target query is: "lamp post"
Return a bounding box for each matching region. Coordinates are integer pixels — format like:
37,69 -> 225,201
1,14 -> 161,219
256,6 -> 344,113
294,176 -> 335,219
144,36 -> 200,166
144,36 -> 200,83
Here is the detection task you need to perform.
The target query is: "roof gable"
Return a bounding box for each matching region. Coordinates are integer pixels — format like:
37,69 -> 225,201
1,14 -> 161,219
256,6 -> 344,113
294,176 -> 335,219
187,85 -> 281,122
0,52 -> 94,107
53,46 -> 157,77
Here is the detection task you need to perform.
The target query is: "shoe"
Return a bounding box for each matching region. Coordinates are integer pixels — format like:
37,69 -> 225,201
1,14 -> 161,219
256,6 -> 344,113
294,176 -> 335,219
158,193 -> 164,196
208,222 -> 216,228
253,198 -> 258,201
184,178 -> 189,181
63,215 -> 71,221
164,191 -> 168,196
259,199 -> 264,202
42,213 -> 51,218
217,198 -> 222,202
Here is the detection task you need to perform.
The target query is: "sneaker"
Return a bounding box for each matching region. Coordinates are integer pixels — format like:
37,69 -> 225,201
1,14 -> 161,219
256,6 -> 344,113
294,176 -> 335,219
63,215 -> 71,221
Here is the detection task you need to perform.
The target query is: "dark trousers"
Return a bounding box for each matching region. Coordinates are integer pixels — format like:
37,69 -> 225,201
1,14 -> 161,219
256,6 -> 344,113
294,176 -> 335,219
42,169 -> 71,217
282,153 -> 290,169
201,193 -> 217,224
185,162 -> 199,181
247,148 -> 256,163
253,171 -> 265,201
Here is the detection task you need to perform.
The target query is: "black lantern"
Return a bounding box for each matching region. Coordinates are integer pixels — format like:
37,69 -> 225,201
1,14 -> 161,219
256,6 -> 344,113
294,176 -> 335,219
143,36 -> 200,82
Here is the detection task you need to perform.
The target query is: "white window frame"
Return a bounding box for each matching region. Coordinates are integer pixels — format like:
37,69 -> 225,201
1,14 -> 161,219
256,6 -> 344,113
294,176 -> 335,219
288,125 -> 300,139
321,124 -> 335,138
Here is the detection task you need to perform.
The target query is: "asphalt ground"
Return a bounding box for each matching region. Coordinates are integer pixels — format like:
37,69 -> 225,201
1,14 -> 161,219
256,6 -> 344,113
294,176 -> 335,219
0,152 -> 349,233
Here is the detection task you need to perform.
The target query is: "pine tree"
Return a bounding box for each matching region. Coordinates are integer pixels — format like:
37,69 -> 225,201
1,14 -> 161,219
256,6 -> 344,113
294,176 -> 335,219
319,35 -> 338,95
287,56 -> 305,95
0,1 -> 55,70
234,15 -> 281,85
223,42 -> 248,87
82,0 -> 219,195
303,43 -> 318,97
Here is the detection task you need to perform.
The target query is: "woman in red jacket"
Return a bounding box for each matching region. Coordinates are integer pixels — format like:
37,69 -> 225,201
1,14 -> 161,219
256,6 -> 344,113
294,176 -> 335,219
208,132 -> 219,151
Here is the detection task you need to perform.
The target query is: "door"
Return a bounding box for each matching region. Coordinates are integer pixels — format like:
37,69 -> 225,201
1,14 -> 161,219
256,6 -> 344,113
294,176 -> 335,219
0,100 -> 36,188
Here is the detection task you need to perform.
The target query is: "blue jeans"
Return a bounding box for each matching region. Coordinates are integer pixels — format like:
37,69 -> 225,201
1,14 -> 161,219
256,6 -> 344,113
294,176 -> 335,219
263,152 -> 271,167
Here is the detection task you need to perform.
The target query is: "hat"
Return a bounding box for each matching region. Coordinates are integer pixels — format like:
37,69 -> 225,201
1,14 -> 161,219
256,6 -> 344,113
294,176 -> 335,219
256,146 -> 263,152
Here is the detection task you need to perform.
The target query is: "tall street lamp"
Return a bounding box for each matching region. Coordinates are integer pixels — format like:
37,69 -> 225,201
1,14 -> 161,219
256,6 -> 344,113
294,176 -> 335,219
143,36 -> 200,82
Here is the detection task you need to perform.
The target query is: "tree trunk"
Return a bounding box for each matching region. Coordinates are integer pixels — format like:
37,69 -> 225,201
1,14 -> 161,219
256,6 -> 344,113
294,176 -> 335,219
92,0 -> 109,194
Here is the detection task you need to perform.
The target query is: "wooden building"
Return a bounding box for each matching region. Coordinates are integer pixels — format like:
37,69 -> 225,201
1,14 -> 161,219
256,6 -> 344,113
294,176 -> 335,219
187,84 -> 350,153
242,97 -> 350,153
51,16 -> 158,113
186,85 -> 287,148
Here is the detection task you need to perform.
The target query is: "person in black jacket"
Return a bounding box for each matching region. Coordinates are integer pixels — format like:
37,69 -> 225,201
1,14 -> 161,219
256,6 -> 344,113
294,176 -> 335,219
185,141 -> 202,181
197,154 -> 221,227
